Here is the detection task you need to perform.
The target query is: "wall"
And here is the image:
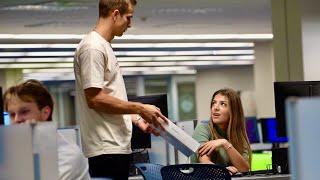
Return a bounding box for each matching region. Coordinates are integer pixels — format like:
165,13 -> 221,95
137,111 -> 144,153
301,0 -> 320,81
254,42 -> 276,118
195,66 -> 254,121
0,69 -> 23,91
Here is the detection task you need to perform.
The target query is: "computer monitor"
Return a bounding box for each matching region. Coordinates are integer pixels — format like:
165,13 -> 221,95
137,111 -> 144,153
274,81 -> 320,137
245,117 -> 260,144
0,87 -> 4,125
128,94 -> 168,149
260,117 -> 288,143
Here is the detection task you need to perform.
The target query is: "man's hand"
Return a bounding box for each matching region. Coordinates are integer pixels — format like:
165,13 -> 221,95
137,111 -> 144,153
134,118 -> 161,136
139,104 -> 168,130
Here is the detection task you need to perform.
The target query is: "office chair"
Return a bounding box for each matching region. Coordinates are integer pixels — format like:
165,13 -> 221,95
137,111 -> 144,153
161,164 -> 231,180
135,163 -> 164,180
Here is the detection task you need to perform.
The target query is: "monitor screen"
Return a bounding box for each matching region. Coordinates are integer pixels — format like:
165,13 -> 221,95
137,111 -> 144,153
245,117 -> 260,144
0,87 -> 4,125
128,94 -> 168,149
260,117 -> 288,143
274,81 -> 320,137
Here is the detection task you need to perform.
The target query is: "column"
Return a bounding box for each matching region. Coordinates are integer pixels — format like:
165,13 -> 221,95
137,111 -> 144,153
254,41 -> 276,118
271,0 -> 304,81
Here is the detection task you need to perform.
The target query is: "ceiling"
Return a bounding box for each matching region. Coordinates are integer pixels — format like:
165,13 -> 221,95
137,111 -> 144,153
0,0 -> 272,80
0,0 -> 272,35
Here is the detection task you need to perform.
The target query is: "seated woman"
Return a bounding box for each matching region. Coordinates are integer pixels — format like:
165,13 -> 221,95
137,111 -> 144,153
191,88 -> 251,174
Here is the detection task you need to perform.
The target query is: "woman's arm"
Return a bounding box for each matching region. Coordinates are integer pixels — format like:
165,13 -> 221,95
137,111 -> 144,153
222,140 -> 250,172
198,139 -> 250,172
198,154 -> 214,164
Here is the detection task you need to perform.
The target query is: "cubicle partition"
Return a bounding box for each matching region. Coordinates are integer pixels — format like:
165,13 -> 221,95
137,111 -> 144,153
0,122 -> 59,180
286,97 -> 320,179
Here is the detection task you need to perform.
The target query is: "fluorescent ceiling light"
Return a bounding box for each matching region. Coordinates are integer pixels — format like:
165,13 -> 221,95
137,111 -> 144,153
0,50 -> 253,58
23,68 -> 73,73
121,66 -> 193,72
23,73 -> 76,81
22,66 -> 197,81
118,55 -> 255,62
112,42 -> 254,48
0,63 -> 73,69
23,69 -> 197,81
0,34 -> 83,40
212,50 -> 254,55
0,34 -> 273,40
123,70 -> 196,76
0,44 -> 78,49
0,42 -> 253,49
0,55 -> 254,63
115,50 -> 253,56
0,57 -> 74,63
120,60 -> 253,67
119,34 -> 273,40
0,51 -> 75,57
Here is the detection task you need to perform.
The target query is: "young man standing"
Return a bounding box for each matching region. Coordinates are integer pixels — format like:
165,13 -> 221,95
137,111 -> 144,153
74,0 -> 167,179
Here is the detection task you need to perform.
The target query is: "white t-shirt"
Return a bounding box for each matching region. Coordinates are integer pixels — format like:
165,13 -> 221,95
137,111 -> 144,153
74,31 -> 132,158
57,133 -> 90,180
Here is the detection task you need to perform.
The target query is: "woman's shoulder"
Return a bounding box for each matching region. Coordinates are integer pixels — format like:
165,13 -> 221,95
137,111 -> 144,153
195,120 -> 210,130
193,120 -> 211,139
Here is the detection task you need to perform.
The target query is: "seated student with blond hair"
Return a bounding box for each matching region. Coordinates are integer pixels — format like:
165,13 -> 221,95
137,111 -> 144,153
191,88 -> 251,175
3,79 -> 90,180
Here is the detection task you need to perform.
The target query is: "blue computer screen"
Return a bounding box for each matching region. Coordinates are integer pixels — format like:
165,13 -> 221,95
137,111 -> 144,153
3,112 -> 10,126
260,118 -> 288,143
245,117 -> 260,144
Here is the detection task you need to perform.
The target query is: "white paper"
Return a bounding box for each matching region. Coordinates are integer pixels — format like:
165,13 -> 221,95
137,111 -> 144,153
157,119 -> 200,157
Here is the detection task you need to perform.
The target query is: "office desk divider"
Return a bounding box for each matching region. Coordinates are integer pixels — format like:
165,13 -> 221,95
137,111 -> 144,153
286,97 -> 320,180
0,122 -> 59,180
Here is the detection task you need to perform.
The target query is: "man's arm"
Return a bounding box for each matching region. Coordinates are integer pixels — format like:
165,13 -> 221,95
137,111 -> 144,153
85,87 -> 167,128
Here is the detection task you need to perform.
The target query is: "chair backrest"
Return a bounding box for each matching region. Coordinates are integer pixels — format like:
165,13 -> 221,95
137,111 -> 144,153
161,164 -> 231,180
135,163 -> 164,180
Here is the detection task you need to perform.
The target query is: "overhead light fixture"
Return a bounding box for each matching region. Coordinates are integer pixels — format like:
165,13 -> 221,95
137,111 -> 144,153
0,51 -> 75,57
0,42 -> 253,49
0,34 -> 83,40
0,50 -> 253,57
0,63 -> 73,69
23,68 -> 73,73
0,57 -> 74,63
22,66 -> 197,81
119,60 -> 253,67
112,42 -> 254,48
123,70 -> 196,76
115,50 -> 253,56
0,34 -> 273,41
120,34 -> 273,40
0,55 -> 254,64
0,44 -> 78,49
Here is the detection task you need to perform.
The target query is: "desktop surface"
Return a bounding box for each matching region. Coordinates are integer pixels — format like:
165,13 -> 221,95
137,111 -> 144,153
233,174 -> 290,180
129,172 -> 290,180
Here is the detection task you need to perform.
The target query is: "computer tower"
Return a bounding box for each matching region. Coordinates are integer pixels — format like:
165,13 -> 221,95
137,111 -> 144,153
272,148 -> 290,174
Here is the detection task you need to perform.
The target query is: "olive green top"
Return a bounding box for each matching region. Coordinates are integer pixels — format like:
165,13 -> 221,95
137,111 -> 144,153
191,121 -> 249,166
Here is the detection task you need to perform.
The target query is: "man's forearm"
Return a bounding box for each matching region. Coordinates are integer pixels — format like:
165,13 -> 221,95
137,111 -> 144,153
87,90 -> 142,114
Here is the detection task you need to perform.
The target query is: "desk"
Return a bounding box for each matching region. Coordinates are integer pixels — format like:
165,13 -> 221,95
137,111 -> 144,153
129,174 -> 290,180
233,174 -> 290,180
129,175 -> 143,180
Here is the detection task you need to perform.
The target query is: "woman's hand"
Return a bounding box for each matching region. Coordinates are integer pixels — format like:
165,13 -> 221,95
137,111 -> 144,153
226,166 -> 239,175
198,139 -> 228,156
